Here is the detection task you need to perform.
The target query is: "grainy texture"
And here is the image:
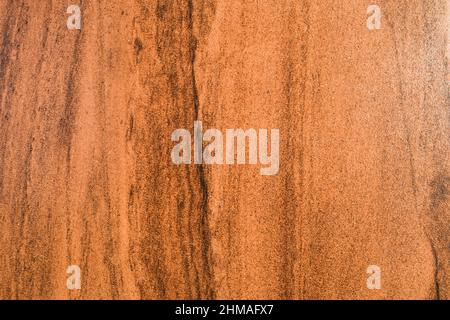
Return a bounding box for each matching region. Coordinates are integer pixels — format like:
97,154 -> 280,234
0,0 -> 448,300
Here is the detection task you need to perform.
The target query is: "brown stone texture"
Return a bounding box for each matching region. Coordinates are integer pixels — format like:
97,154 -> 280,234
0,0 -> 448,299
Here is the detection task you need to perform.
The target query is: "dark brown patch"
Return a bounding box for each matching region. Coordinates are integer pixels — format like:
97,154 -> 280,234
430,174 -> 450,209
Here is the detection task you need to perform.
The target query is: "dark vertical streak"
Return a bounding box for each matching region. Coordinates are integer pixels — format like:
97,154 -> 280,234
58,32 -> 82,160
429,238 -> 441,300
63,0 -> 85,300
187,0 -> 214,299
298,0 -> 311,299
0,0 -> 17,200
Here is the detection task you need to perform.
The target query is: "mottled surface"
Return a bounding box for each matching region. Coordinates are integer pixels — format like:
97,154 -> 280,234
0,0 -> 448,300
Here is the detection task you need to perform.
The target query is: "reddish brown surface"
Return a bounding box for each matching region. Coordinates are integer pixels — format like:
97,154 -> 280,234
0,0 -> 448,299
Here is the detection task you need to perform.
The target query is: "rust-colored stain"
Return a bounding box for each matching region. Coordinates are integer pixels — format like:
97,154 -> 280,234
0,0 -> 448,300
